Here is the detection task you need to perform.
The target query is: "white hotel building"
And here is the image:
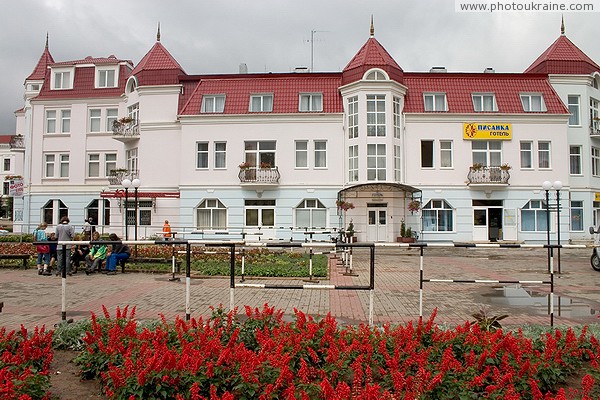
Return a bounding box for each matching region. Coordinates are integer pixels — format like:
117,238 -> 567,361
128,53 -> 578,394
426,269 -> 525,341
12,23 -> 600,243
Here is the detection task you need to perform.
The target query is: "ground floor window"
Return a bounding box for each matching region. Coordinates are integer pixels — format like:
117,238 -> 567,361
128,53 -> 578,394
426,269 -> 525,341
295,199 -> 326,228
125,199 -> 152,226
245,199 -> 275,227
86,199 -> 110,228
196,199 -> 227,229
520,200 -> 548,232
570,200 -> 584,231
42,199 -> 68,225
422,199 -> 453,231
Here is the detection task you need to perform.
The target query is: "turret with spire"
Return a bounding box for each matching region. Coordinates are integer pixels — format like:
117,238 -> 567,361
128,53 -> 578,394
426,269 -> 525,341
24,34 -> 55,99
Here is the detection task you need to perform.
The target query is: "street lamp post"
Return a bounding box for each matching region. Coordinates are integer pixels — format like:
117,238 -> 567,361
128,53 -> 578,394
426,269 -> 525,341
121,179 -> 131,240
542,180 -> 562,328
132,178 -> 141,242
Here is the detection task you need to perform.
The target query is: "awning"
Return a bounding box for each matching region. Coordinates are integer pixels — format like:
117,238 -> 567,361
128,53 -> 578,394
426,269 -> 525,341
338,183 -> 421,198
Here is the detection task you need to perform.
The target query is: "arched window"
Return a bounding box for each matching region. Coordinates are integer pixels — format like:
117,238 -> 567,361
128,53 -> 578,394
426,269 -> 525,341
125,76 -> 138,94
196,199 -> 227,229
422,199 -> 453,232
520,200 -> 548,232
86,199 -> 110,228
42,199 -> 68,225
295,199 -> 326,228
364,69 -> 388,81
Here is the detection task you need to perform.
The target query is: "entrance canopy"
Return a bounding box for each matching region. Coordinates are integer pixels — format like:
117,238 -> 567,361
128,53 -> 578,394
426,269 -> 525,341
338,183 -> 421,200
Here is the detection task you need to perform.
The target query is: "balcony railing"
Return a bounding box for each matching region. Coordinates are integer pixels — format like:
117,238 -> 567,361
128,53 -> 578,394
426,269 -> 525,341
238,167 -> 280,184
590,121 -> 600,137
467,166 -> 510,185
9,135 -> 24,150
112,119 -> 140,138
107,169 -> 139,185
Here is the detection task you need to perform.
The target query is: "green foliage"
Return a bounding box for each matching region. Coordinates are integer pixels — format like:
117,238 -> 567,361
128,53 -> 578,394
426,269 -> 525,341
52,319 -> 93,351
471,309 -> 508,332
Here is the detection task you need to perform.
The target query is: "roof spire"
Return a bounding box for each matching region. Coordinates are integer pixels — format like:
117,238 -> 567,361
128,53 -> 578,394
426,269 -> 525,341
560,15 -> 565,35
370,15 -> 374,37
157,22 -> 161,42
45,32 -> 49,49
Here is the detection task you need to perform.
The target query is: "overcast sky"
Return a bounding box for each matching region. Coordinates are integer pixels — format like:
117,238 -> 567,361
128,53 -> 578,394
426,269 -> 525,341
1,0 -> 599,133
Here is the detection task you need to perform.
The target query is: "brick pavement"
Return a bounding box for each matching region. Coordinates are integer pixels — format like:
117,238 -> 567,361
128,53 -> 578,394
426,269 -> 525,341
1,245 -> 599,331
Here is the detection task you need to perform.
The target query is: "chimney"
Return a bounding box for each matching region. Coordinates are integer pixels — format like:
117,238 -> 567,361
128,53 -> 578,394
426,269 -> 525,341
294,66 -> 309,73
430,66 -> 447,73
484,67 -> 495,73
239,63 -> 248,74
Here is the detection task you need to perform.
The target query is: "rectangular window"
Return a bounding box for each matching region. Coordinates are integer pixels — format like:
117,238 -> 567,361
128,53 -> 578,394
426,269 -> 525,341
214,142 -> 227,169
424,93 -> 447,111
53,71 -> 71,89
393,96 -> 402,139
295,141 -> 308,168
591,98 -> 600,133
570,200 -> 584,231
440,140 -> 453,168
538,141 -> 551,169
472,93 -> 496,112
520,94 -> 546,112
421,140 -> 434,168
97,69 -> 116,88
201,95 -> 226,113
570,145 -> 582,175
128,103 -> 139,124
299,93 -> 323,112
592,147 -> 600,177
314,140 -> 327,168
105,153 -> 117,176
244,141 -> 276,168
367,143 -> 386,181
348,145 -> 358,182
472,141 -> 501,166
366,95 -> 386,136
60,154 -> 69,177
89,109 -> 101,132
568,95 -> 580,126
61,110 -> 71,133
521,200 -> 548,232
3,158 -> 11,172
249,94 -> 273,112
88,154 -> 100,177
46,110 -> 56,133
45,155 -> 55,178
520,141 -> 533,169
196,142 -> 209,169
348,96 -> 358,139
126,148 -> 138,174
394,145 -> 401,181
106,109 -> 118,131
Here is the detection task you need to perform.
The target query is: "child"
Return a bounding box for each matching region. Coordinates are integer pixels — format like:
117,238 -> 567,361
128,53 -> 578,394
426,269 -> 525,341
85,231 -> 107,274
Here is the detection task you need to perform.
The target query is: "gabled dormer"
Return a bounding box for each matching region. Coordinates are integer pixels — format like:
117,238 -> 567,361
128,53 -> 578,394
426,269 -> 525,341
24,34 -> 54,99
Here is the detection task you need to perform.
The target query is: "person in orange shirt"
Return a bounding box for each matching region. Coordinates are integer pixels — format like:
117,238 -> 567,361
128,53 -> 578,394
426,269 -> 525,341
163,220 -> 172,240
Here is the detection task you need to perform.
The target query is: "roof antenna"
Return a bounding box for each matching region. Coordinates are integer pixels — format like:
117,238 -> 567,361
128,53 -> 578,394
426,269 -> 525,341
370,15 -> 375,37
560,15 -> 565,35
157,22 -> 161,42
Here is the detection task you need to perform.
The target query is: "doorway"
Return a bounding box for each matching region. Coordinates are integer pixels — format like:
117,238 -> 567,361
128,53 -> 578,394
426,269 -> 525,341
367,203 -> 387,242
472,200 -> 503,241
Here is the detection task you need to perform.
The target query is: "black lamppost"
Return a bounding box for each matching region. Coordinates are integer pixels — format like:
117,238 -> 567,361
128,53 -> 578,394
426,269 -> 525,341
121,178 -> 131,240
132,178 -> 141,242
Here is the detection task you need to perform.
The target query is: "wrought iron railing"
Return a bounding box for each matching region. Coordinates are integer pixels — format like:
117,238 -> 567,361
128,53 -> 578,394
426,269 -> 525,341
467,166 -> 510,185
590,121 -> 600,136
107,169 -> 139,185
9,135 -> 24,150
112,120 -> 140,137
238,167 -> 280,184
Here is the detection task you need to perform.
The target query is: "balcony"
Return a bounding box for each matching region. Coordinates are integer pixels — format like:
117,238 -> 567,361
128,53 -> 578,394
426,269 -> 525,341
107,169 -> 139,185
112,118 -> 140,142
238,166 -> 280,185
590,121 -> 600,137
9,135 -> 24,151
467,165 -> 510,186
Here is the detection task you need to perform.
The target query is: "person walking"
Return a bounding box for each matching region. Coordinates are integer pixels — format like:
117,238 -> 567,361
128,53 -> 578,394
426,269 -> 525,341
85,231 -> 107,274
55,216 -> 75,276
47,232 -> 58,274
33,223 -> 50,275
104,233 -> 130,275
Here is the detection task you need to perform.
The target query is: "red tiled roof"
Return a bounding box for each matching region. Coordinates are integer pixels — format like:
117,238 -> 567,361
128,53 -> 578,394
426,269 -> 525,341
0,135 -> 14,144
403,73 -> 568,114
35,63 -> 131,100
342,37 -> 403,85
51,55 -> 125,66
179,73 -> 343,115
26,46 -> 54,80
131,42 -> 185,86
525,35 -> 600,74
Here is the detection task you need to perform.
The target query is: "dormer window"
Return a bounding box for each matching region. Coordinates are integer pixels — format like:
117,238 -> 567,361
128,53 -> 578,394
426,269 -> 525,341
365,69 -> 388,81
52,68 -> 73,90
299,93 -> 323,112
249,94 -> 273,112
201,95 -> 226,113
424,93 -> 447,111
96,67 -> 118,88
520,94 -> 546,112
472,93 -> 497,112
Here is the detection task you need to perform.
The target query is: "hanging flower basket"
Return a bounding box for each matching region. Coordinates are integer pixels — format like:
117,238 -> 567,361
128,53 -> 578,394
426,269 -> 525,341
408,200 -> 421,213
336,200 -> 355,211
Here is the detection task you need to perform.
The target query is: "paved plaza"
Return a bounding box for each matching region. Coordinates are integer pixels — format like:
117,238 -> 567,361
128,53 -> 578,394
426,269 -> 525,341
1,245 -> 599,331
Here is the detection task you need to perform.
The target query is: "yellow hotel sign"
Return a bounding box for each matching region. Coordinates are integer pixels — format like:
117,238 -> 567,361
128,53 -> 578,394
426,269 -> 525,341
595,192 -> 600,202
463,123 -> 512,140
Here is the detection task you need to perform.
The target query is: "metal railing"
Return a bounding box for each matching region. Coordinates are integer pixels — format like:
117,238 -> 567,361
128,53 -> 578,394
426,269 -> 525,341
107,169 -> 139,185
112,120 -> 140,137
238,166 -> 280,184
9,135 -> 24,150
467,166 -> 510,185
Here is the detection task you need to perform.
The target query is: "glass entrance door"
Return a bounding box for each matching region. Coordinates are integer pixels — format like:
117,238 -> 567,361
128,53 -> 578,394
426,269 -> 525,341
367,205 -> 387,242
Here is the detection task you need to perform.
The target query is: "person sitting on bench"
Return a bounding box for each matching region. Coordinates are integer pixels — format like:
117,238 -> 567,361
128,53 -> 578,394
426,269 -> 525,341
104,233 -> 130,275
85,231 -> 107,275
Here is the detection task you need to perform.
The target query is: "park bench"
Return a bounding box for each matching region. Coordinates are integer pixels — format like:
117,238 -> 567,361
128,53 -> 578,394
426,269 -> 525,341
119,257 -> 182,273
0,254 -> 31,269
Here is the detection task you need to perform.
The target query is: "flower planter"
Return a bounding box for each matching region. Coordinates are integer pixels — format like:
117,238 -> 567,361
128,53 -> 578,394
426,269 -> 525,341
397,237 -> 416,243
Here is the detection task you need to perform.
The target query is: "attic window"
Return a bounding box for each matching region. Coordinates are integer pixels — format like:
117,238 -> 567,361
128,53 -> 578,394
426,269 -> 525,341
249,94 -> 273,112
520,94 -> 546,112
472,93 -> 497,112
299,93 -> 323,112
201,95 -> 226,113
365,69 -> 388,81
96,67 -> 118,88
424,93 -> 447,112
51,68 -> 73,90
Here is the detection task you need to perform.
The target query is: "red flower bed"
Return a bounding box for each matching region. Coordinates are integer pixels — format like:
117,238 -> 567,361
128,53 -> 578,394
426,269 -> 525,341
71,305 -> 600,399
0,326 -> 54,399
